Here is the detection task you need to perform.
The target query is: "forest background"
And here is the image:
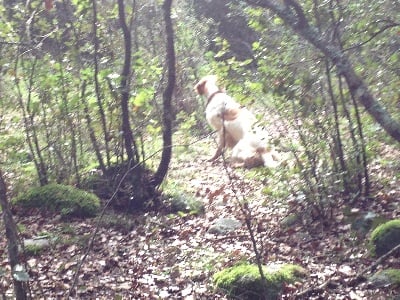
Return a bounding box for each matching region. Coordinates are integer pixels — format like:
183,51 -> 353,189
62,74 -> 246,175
0,0 -> 399,299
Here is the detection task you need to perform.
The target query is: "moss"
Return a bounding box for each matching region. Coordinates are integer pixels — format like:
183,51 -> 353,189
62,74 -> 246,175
13,184 -> 100,219
383,269 -> 400,286
281,213 -> 301,228
369,219 -> 400,257
60,233 -> 91,248
98,212 -> 137,233
161,179 -> 205,216
24,244 -> 45,256
213,263 -> 306,300
370,268 -> 400,288
169,194 -> 204,215
80,173 -> 113,200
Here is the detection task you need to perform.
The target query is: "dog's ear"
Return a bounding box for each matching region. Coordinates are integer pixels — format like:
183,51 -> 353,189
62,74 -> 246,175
194,79 -> 206,95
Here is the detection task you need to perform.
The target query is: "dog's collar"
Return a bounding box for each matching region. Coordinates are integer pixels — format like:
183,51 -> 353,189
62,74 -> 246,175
207,90 -> 224,105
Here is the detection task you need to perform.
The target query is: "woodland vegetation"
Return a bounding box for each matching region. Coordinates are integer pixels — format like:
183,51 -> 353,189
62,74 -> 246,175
0,0 -> 399,299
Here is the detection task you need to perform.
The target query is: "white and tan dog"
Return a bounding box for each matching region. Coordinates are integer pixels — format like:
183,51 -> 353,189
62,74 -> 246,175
195,75 -> 280,168
195,75 -> 256,161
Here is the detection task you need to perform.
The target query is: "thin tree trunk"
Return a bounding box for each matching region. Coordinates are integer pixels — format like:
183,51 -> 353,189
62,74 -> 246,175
81,81 -> 107,174
15,58 -> 48,186
337,75 -> 364,193
246,0 -> 400,142
118,0 -> 138,163
26,59 -> 49,186
152,0 -> 176,187
118,0 -> 150,210
349,85 -> 370,197
57,59 -> 80,185
0,170 -> 27,300
92,0 -> 111,167
324,60 -> 349,193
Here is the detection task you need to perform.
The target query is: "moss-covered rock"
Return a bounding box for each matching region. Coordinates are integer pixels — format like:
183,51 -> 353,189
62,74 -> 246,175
13,184 -> 100,219
168,193 -> 205,216
23,237 -> 51,256
369,268 -> 400,288
208,218 -> 241,235
281,213 -> 301,228
213,263 -> 306,300
351,212 -> 379,236
369,219 -> 400,257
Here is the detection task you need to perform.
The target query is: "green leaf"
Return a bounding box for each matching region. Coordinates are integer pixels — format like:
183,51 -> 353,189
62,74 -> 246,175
133,90 -> 149,107
252,41 -> 261,51
273,17 -> 283,25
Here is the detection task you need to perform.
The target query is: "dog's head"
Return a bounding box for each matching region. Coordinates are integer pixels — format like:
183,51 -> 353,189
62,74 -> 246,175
194,75 -> 218,95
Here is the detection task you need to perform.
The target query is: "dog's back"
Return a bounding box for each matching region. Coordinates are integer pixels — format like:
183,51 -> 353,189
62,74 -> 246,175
223,109 -> 255,141
206,93 -> 256,139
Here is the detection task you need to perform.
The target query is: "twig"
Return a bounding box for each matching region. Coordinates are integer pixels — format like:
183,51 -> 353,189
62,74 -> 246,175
345,21 -> 400,52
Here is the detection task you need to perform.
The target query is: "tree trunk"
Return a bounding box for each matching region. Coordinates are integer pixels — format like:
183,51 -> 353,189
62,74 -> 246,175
118,0 -> 138,163
152,0 -> 176,187
0,170 -> 27,300
92,0 -> 111,167
246,0 -> 400,142
81,80 -> 107,175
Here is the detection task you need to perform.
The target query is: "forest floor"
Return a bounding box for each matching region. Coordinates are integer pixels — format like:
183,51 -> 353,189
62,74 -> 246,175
1,133 -> 400,299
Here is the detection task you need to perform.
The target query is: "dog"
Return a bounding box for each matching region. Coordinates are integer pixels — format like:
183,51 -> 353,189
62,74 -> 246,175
195,75 -> 257,161
195,75 -> 281,168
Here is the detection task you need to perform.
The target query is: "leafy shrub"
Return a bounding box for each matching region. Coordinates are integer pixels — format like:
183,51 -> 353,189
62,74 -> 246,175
213,263 -> 306,300
369,219 -> 400,257
13,184 -> 100,219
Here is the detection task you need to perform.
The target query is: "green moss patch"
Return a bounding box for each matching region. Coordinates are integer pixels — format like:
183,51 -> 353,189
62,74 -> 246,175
168,193 -> 204,215
369,268 -> 400,288
382,269 -> 400,287
23,237 -> 52,256
13,184 -> 100,219
369,219 -> 400,257
213,263 -> 306,300
160,180 -> 205,217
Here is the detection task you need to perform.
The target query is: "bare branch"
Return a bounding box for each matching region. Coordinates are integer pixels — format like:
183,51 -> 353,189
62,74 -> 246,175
346,21 -> 400,52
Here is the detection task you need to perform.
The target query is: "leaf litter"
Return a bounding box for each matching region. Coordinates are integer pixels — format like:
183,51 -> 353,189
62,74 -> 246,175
0,139 -> 399,299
